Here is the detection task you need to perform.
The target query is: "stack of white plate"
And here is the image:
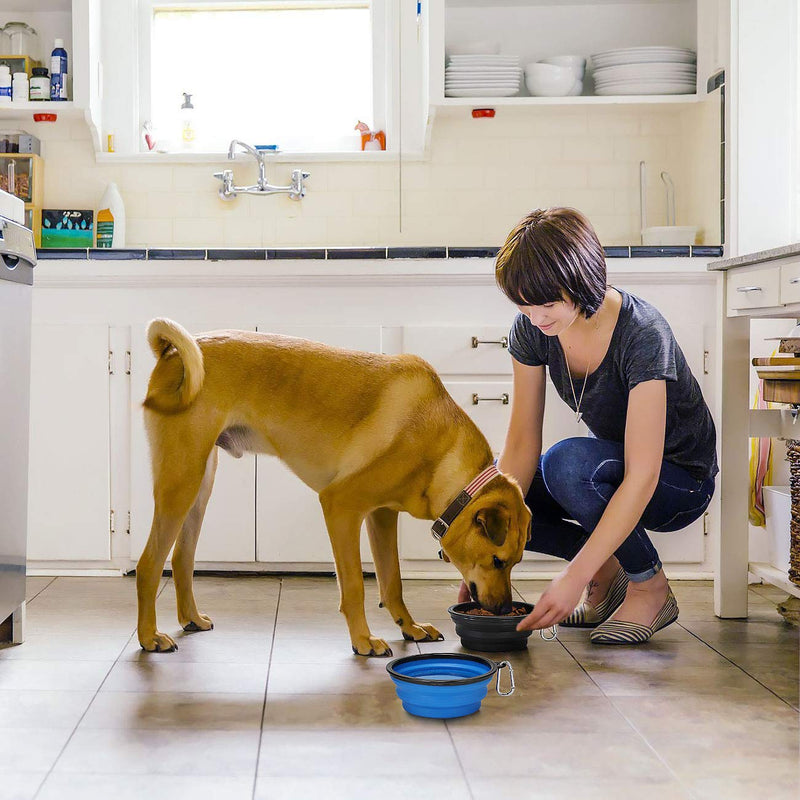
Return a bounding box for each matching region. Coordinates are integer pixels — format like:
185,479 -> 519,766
590,47 -> 696,95
445,55 -> 521,97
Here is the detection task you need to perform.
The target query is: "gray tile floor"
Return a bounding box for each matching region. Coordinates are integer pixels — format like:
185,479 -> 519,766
0,575 -> 798,800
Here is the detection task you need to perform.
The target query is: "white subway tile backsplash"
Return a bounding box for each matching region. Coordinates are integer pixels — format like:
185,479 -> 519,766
34,104 -> 715,248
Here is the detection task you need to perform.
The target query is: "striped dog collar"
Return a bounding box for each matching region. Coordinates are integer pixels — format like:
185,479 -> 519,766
431,463 -> 500,541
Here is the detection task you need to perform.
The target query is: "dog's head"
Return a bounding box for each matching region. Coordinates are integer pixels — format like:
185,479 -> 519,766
440,475 -> 531,614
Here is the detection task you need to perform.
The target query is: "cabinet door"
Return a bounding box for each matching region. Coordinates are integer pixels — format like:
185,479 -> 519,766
129,322 -> 257,564
27,324 -> 111,561
254,325 -> 381,565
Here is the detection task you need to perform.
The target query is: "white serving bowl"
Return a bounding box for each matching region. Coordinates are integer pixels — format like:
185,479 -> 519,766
540,55 -> 586,80
567,79 -> 583,96
524,63 -> 575,96
641,225 -> 698,246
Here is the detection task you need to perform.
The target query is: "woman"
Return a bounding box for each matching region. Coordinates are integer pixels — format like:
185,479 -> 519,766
460,207 -> 717,644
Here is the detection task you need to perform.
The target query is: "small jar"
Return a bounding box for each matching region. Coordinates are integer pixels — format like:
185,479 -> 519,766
11,71 -> 28,103
29,67 -> 49,101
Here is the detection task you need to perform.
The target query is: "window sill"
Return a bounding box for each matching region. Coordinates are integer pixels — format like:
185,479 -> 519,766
94,150 -> 421,164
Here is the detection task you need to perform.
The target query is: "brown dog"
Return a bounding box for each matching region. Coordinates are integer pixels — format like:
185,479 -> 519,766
137,319 -> 531,656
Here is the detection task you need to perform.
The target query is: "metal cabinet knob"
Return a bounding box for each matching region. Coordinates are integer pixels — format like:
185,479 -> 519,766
735,286 -> 762,292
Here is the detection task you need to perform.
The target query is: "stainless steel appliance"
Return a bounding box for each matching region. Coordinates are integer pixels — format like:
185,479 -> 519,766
0,191 -> 36,645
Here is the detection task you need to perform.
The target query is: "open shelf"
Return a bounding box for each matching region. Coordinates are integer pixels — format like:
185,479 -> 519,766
749,562 -> 800,598
437,94 -> 701,107
0,101 -> 80,119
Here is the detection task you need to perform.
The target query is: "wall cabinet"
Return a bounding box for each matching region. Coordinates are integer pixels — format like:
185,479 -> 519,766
27,259 -> 720,579
425,0 -> 726,108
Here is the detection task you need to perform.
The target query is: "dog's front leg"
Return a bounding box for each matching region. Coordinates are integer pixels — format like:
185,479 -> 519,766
320,493 -> 391,657
366,508 -> 443,644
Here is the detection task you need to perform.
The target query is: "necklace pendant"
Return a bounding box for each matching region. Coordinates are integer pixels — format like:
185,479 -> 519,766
575,411 -> 583,424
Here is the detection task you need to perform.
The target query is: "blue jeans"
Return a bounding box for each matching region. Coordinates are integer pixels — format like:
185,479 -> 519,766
524,437 -> 715,582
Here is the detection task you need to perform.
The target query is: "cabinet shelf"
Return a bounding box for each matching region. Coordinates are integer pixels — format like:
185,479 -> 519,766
749,562 -> 800,598
437,94 -> 701,107
0,101 -> 80,119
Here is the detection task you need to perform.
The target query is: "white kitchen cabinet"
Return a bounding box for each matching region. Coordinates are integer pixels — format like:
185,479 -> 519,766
425,0 -> 725,108
253,325 -> 381,565
27,258 -> 720,578
27,323 -> 111,561
128,321 -> 257,564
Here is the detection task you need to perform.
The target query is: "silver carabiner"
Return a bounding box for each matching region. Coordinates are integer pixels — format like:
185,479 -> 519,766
540,625 -> 558,641
495,660 -> 515,696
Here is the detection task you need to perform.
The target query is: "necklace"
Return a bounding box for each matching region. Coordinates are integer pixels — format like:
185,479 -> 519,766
560,310 -> 593,424
563,352 -> 591,424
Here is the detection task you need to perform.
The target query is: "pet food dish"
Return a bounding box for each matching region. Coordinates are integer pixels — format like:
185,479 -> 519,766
386,652 -> 514,718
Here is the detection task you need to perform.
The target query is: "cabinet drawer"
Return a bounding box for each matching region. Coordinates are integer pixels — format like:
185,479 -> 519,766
403,326 -> 512,374
780,260 -> 800,305
726,266 -> 781,311
444,381 -> 512,452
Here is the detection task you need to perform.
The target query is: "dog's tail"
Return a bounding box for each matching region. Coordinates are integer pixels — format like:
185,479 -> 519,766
143,318 -> 205,413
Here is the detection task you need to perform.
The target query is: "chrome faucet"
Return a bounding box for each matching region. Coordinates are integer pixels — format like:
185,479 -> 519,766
213,140 -> 309,201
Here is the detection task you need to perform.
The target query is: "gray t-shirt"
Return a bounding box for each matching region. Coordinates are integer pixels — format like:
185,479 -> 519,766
508,289 -> 718,482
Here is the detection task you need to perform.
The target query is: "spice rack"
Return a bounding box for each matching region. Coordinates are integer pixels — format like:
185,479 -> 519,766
0,152 -> 42,246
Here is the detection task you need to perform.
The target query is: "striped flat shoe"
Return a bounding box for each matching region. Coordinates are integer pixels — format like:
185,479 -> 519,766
589,588 -> 680,645
560,567 -> 629,628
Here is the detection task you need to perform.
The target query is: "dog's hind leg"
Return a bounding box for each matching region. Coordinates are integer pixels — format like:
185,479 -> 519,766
366,508 -> 443,644
137,439 -> 214,653
319,491 -> 391,657
173,447 -> 218,633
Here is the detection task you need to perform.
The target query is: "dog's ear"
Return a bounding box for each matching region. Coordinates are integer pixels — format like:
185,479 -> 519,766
474,506 -> 509,547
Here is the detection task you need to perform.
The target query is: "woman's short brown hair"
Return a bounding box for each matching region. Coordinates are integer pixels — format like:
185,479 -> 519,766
495,207 -> 607,318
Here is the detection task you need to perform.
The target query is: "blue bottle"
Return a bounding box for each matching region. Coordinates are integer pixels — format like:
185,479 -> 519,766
49,38 -> 68,101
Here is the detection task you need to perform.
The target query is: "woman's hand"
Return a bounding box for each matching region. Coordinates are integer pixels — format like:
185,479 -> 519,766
516,569 -> 585,631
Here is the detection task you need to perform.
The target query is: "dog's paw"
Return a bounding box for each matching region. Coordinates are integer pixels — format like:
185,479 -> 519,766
351,636 -> 393,657
139,631 -> 178,653
402,623 -> 444,643
182,613 -> 214,633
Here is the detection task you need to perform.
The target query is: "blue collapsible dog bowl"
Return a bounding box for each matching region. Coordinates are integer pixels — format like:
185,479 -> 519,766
386,652 -> 515,719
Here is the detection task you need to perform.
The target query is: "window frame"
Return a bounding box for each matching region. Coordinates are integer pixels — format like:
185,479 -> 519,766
136,0 -> 396,155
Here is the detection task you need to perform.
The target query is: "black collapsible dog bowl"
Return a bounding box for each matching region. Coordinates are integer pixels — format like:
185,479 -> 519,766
448,601 -> 556,651
386,652 -> 514,719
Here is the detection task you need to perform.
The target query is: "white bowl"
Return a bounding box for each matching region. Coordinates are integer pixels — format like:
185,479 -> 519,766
567,79 -> 583,96
540,55 -> 586,80
641,225 -> 698,246
524,63 -> 575,96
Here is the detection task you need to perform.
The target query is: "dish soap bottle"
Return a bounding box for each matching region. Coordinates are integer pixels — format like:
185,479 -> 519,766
96,182 -> 126,248
180,92 -> 195,150
50,38 -> 68,101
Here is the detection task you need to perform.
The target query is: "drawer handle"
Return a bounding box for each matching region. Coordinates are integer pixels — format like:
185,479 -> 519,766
471,336 -> 508,349
472,393 -> 509,405
736,286 -> 762,292
790,278 -> 800,285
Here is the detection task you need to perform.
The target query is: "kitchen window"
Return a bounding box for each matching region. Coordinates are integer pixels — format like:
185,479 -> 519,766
141,0 -> 390,153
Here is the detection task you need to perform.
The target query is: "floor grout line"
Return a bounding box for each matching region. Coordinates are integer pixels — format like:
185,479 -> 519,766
557,639 -> 696,798
251,577 -> 282,799
677,622 -> 799,710
30,574 -> 149,799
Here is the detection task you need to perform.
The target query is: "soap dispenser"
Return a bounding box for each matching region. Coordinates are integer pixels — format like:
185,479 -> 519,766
180,92 -> 195,150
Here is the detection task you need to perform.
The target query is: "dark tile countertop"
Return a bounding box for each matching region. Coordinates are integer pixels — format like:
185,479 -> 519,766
707,242 -> 800,271
36,245 -> 724,262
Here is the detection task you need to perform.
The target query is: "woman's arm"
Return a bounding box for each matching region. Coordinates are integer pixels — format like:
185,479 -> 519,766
497,358 -> 546,494
517,379 -> 667,630
458,358 -> 545,603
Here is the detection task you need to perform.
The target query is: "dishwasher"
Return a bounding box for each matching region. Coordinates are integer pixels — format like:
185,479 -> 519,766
0,189 -> 36,645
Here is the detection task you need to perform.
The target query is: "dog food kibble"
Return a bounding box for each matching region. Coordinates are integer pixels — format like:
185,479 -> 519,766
465,606 -> 528,617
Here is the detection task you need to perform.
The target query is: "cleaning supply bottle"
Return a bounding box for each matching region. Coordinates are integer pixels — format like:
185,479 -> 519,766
0,66 -> 11,104
49,38 -> 68,100
96,182 -> 126,248
180,92 -> 195,150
